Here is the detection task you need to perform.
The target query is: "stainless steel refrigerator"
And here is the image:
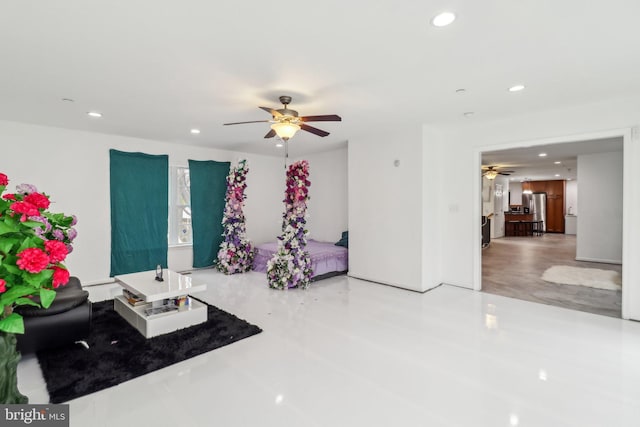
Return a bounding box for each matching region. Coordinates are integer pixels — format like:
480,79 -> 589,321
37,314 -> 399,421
522,192 -> 547,232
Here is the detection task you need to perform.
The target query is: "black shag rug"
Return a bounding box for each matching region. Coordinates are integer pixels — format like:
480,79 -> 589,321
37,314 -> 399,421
37,299 -> 262,403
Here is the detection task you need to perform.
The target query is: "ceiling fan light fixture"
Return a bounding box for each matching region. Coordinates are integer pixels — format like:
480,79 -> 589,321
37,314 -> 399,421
271,122 -> 300,141
484,170 -> 498,180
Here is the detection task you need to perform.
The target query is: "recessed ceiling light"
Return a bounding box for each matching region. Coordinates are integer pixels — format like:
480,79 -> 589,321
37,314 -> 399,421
275,143 -> 283,148
87,111 -> 102,118
567,178 -> 572,181
508,84 -> 525,92
62,98 -> 74,103
554,161 -> 561,164
463,112 -> 474,117
431,12 -> 456,27
555,174 -> 560,177
538,153 -> 547,157
190,129 -> 201,134
456,88 -> 466,94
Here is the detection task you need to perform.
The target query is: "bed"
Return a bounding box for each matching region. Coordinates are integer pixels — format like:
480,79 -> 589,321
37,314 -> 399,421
252,239 -> 348,281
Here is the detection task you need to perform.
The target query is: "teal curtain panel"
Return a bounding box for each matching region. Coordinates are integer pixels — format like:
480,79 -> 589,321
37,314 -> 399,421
188,159 -> 230,268
110,149 -> 169,276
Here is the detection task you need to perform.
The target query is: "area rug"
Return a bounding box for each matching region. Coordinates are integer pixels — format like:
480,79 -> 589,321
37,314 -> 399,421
37,299 -> 262,403
541,265 -> 622,290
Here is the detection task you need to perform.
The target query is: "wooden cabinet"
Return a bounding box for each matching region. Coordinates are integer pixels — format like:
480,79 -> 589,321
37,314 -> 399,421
524,180 -> 565,233
546,180 -> 564,197
545,180 -> 565,233
546,196 -> 564,232
530,181 -> 547,193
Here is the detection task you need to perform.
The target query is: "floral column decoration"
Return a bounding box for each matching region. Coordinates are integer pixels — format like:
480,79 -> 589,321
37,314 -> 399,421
267,160 -> 312,290
0,173 -> 77,403
215,160 -> 254,274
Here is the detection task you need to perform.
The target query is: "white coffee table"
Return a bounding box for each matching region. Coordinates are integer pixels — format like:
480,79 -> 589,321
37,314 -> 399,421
113,270 -> 208,338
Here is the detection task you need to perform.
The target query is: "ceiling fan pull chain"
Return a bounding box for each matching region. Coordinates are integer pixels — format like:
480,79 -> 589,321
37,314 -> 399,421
284,140 -> 289,169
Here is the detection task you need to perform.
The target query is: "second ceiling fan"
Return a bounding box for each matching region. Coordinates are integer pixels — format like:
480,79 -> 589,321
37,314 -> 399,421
223,96 -> 341,141
482,165 -> 515,179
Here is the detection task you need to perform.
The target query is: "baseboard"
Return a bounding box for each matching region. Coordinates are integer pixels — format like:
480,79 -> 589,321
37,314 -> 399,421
575,257 -> 622,265
83,278 -> 116,287
441,281 -> 475,290
347,273 -> 427,293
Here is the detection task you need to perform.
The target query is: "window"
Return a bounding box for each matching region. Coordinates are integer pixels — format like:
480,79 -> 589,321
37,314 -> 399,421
169,166 -> 192,245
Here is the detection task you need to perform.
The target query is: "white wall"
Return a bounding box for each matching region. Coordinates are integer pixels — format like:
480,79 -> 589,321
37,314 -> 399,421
429,97 -> 640,319
565,180 -> 578,215
422,126 -> 444,291
296,147 -> 348,243
0,120 -> 284,284
490,175 -> 509,238
481,177 -> 494,217
576,152 -> 623,263
510,182 -> 523,207
349,126 -> 425,291
482,177 -> 507,239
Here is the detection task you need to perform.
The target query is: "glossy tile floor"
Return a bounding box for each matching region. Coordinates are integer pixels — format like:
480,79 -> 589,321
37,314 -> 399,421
18,271 -> 640,426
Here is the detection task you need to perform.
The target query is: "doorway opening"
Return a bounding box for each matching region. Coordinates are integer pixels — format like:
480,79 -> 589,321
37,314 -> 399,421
479,137 -> 623,318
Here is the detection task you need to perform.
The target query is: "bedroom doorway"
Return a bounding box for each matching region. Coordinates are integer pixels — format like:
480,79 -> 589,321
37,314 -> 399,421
478,135 -> 624,318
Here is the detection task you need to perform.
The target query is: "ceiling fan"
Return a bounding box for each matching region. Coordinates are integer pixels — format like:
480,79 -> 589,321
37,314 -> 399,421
482,165 -> 515,180
223,95 -> 341,141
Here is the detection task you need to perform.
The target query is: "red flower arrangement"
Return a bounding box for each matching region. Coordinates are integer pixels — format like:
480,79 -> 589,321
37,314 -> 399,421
24,192 -> 51,210
16,248 -> 51,274
0,173 -> 78,334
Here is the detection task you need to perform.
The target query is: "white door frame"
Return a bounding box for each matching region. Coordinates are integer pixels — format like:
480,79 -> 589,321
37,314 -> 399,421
472,127 -> 634,319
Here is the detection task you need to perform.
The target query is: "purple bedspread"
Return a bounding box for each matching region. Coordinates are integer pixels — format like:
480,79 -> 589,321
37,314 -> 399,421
252,239 -> 348,277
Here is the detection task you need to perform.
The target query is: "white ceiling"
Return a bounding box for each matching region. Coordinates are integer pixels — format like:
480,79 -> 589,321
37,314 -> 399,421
482,137 -> 623,182
1,1 -> 639,157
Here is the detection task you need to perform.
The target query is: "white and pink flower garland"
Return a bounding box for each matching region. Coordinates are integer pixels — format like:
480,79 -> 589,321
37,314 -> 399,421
215,159 -> 254,274
267,160 -> 312,290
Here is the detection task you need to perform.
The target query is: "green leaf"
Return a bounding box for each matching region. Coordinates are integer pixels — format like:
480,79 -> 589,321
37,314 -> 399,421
28,268 -> 53,284
17,236 -> 44,252
1,215 -> 19,228
22,220 -> 44,229
0,237 -> 20,254
3,263 -> 22,275
14,297 -> 40,307
0,284 -> 38,306
39,288 -> 56,309
0,313 -> 25,334
0,219 -> 15,235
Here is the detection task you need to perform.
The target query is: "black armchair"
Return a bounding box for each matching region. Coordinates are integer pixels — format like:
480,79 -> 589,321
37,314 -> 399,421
15,277 -> 91,354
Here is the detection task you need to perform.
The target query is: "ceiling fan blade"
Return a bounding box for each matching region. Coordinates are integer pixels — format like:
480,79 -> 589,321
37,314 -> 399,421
223,120 -> 270,126
300,124 -> 330,137
499,172 -> 511,176
259,106 -> 283,117
264,129 -> 276,139
300,114 -> 342,122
